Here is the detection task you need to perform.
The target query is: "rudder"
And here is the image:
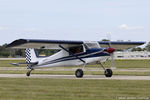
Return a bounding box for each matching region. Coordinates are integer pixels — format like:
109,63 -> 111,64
25,48 -> 38,69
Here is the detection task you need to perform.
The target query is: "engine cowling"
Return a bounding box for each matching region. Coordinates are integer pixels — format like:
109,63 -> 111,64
105,47 -> 115,53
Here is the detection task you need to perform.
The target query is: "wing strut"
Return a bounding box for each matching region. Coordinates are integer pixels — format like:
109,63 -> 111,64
59,45 -> 86,63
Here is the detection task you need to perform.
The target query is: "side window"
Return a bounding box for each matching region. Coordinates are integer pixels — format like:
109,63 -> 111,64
83,41 -> 100,49
35,49 -> 60,57
69,46 -> 83,54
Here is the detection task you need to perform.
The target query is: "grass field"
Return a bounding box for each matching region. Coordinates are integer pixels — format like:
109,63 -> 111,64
0,60 -> 26,67
0,78 -> 149,100
0,59 -> 150,100
0,59 -> 150,68
0,59 -> 150,76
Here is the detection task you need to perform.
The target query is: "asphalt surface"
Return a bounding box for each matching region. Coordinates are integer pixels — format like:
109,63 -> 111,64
0,74 -> 150,80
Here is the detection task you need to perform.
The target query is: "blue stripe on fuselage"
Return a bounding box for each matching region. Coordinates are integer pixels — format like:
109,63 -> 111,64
39,48 -> 109,66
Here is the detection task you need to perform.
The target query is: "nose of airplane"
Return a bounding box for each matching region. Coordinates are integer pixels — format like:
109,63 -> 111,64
105,47 -> 115,53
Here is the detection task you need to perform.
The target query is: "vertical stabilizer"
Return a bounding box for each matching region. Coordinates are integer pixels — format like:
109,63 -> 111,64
25,48 -> 38,63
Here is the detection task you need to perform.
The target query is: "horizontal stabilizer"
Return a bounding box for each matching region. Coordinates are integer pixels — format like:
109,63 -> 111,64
10,62 -> 38,66
11,63 -> 19,66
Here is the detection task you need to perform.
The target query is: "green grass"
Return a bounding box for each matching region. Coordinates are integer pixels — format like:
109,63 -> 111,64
0,78 -> 149,100
94,59 -> 150,68
0,59 -> 150,76
0,60 -> 26,67
111,59 -> 150,68
0,60 -> 150,100
0,59 -> 150,68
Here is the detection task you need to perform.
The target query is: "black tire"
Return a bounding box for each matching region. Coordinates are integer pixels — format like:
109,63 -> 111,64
104,69 -> 113,77
75,69 -> 84,78
26,71 -> 30,76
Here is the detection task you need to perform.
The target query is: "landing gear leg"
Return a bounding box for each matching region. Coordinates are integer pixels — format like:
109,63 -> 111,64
26,69 -> 33,77
75,63 -> 86,78
99,62 -> 113,77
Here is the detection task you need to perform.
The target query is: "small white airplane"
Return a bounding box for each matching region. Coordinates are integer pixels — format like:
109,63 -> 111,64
7,39 -> 145,78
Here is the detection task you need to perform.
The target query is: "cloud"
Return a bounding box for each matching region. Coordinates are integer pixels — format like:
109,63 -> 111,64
118,24 -> 144,30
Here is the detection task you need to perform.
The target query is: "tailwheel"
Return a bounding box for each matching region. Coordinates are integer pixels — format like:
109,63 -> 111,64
26,69 -> 33,77
26,71 -> 31,76
104,69 -> 113,77
75,69 -> 84,78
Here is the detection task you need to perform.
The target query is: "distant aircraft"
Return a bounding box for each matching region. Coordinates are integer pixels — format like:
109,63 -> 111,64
7,39 -> 145,78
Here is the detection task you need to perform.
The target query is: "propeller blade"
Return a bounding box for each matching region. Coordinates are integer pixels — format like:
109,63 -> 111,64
110,53 -> 116,69
108,40 -> 111,48
106,32 -> 116,69
106,32 -> 112,48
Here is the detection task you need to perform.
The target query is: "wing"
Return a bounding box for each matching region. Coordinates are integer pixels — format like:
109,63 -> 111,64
7,39 -> 145,50
98,41 -> 145,50
6,39 -> 83,49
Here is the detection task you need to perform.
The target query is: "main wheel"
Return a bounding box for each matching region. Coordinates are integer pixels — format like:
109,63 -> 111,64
75,69 -> 84,78
26,71 -> 30,76
104,69 -> 113,77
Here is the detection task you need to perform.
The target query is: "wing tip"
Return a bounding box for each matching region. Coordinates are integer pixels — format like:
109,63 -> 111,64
99,41 -> 146,45
6,39 -> 28,48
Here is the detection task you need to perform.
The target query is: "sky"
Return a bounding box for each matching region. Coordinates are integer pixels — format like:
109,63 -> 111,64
0,0 -> 150,45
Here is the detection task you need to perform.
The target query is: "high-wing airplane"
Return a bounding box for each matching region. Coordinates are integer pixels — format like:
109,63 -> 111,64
7,39 -> 145,78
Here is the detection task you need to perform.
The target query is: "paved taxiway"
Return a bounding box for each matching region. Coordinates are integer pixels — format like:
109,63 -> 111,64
0,74 -> 150,80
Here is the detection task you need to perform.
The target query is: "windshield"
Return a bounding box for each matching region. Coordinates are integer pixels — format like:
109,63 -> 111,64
84,41 -> 100,49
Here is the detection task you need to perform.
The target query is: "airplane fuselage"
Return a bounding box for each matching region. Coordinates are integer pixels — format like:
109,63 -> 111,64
33,48 -> 110,69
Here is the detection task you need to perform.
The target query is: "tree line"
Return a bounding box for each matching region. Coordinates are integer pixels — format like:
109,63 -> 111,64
0,44 -> 58,58
0,42 -> 150,58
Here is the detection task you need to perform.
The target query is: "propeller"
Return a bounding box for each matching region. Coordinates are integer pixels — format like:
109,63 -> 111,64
106,33 -> 116,69
110,49 -> 116,69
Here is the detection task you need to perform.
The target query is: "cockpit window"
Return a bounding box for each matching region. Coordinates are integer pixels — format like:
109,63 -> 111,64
84,41 -> 100,49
